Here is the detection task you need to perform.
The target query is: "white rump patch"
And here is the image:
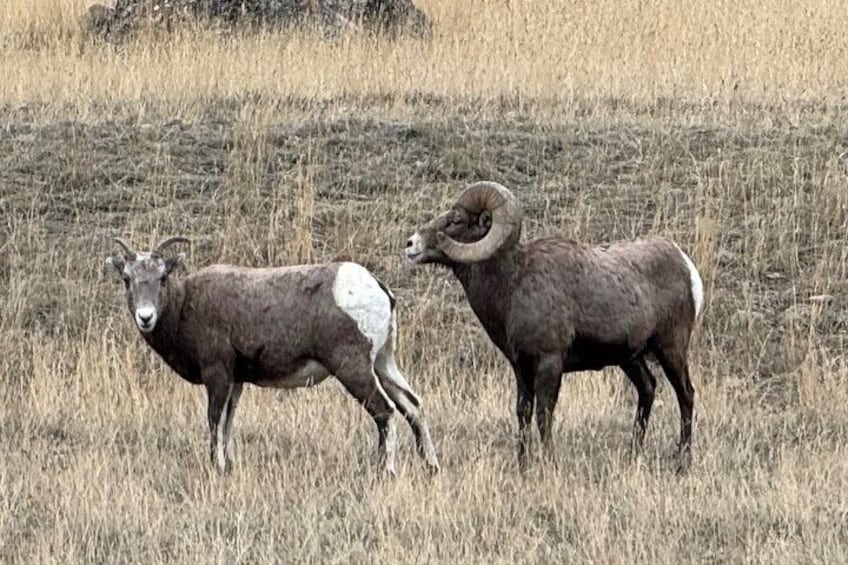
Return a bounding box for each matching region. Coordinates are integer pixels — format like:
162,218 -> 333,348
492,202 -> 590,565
674,244 -> 704,317
332,263 -> 392,359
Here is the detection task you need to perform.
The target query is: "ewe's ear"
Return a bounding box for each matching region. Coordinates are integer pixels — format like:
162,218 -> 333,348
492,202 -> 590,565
104,256 -> 124,278
164,253 -> 186,276
479,210 -> 493,228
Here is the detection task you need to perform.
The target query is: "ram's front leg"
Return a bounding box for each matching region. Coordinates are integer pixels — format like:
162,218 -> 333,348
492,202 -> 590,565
512,356 -> 536,471
204,367 -> 234,474
533,354 -> 564,460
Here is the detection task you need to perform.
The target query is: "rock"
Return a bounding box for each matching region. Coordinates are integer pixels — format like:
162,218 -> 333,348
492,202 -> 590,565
82,0 -> 432,42
716,248 -> 737,267
83,4 -> 116,40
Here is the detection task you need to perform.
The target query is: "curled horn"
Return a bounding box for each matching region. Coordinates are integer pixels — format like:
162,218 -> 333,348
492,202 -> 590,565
152,236 -> 190,257
114,237 -> 138,260
438,181 -> 523,263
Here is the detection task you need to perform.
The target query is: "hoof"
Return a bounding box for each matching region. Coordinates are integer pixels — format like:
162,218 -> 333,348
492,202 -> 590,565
674,447 -> 692,475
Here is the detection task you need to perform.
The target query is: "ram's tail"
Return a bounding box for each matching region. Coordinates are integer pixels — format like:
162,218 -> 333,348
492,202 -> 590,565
674,243 -> 704,319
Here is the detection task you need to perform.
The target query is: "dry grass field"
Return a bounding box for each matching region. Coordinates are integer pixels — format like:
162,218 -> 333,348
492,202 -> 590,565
2,0 -> 848,563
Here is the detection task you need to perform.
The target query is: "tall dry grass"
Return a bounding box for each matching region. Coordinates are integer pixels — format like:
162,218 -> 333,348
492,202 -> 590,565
1,0 -> 847,120
2,1 -> 848,563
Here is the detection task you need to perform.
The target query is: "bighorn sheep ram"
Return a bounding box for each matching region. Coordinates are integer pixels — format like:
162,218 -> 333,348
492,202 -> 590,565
105,236 -> 440,475
405,182 -> 703,470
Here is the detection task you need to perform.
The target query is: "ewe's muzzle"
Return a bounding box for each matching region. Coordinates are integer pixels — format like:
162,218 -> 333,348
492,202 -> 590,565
135,306 -> 157,333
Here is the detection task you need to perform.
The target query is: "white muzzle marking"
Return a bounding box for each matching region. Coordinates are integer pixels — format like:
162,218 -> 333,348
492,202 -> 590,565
135,306 -> 157,333
405,233 -> 424,261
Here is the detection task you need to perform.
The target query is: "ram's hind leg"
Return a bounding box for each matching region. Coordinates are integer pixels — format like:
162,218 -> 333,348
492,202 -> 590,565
335,354 -> 399,476
620,357 -> 657,455
653,342 -> 696,472
375,351 -> 440,473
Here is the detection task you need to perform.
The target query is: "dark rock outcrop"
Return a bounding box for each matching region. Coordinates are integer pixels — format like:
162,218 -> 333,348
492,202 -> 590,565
83,0 -> 432,42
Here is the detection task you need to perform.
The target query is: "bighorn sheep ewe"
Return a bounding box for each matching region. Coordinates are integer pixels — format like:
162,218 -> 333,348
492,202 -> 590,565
105,236 -> 440,475
405,182 -> 703,470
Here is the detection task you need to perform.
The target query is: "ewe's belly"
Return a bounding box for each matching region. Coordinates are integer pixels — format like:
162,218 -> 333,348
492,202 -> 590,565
253,360 -> 331,389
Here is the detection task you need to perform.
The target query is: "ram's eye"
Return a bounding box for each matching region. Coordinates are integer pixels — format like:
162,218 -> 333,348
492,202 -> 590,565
122,276 -> 130,288
159,277 -> 167,287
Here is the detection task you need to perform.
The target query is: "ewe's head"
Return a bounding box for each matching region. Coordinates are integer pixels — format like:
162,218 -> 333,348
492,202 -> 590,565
105,236 -> 188,334
405,181 -> 523,265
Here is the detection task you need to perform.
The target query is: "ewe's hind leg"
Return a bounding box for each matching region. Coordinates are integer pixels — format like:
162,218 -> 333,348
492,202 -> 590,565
335,356 -> 399,476
620,357 -> 657,454
375,351 -> 440,472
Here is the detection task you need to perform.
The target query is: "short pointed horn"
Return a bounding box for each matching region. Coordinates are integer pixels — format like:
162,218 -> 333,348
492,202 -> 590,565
439,181 -> 522,263
114,237 -> 138,260
152,236 -> 190,257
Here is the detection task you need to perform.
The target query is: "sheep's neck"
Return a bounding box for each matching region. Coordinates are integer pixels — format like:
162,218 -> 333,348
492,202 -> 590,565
452,249 -> 519,354
142,280 -> 197,383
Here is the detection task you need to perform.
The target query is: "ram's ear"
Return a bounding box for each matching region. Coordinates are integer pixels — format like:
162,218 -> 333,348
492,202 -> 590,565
478,210 -> 493,229
164,253 -> 185,276
104,255 -> 125,278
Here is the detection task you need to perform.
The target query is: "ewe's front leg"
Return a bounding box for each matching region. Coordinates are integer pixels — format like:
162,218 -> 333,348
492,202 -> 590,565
204,368 -> 234,474
222,383 -> 243,462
